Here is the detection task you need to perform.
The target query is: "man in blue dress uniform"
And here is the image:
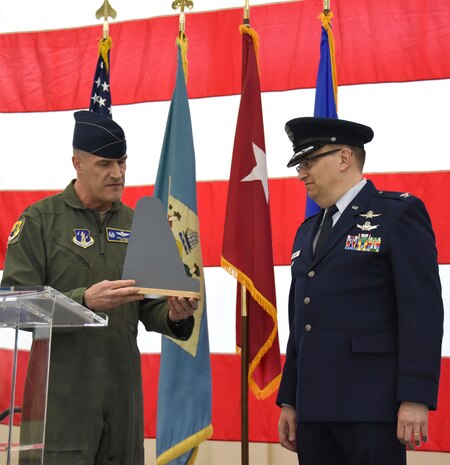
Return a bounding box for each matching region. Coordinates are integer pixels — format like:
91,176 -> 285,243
276,117 -> 444,464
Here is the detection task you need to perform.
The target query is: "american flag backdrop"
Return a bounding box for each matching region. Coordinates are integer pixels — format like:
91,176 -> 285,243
0,0 -> 449,454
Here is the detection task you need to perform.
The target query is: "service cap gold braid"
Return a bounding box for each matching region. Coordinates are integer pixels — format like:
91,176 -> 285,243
172,0 -> 193,81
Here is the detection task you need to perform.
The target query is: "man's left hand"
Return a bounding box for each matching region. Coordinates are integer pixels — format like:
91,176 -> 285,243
397,401 -> 429,449
168,297 -> 198,322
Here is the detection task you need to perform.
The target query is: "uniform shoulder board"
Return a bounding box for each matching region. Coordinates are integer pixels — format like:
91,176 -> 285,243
374,190 -> 414,201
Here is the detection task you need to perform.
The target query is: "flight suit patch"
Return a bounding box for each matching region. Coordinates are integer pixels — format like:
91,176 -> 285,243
345,233 -> 381,253
8,220 -> 24,244
106,227 -> 130,243
73,229 -> 94,248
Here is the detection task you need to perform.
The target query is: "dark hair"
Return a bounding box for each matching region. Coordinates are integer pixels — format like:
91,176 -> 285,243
349,145 -> 366,170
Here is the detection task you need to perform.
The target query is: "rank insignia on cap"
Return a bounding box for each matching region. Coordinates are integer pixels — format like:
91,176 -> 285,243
106,227 -> 130,243
8,220 -> 24,244
359,210 -> 381,219
73,229 -> 94,248
357,221 -> 379,232
400,192 -> 412,198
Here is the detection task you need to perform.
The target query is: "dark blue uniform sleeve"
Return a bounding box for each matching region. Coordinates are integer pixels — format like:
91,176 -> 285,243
390,197 -> 444,409
276,279 -> 298,408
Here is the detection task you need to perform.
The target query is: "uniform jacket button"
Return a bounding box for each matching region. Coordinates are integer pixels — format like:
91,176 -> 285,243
304,324 -> 312,332
304,297 -> 311,305
308,270 -> 315,277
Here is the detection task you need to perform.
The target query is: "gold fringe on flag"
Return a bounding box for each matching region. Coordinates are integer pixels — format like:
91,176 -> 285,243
221,256 -> 281,399
98,36 -> 112,72
239,24 -> 260,73
176,35 -> 189,83
319,11 -> 338,111
156,424 -> 213,465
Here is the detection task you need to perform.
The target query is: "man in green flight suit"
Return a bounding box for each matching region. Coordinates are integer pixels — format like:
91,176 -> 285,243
1,110 -> 198,465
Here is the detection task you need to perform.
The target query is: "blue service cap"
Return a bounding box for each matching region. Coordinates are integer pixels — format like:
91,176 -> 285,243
285,117 -> 374,167
73,110 -> 127,159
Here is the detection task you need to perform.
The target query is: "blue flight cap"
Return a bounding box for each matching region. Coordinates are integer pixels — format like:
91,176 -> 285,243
73,110 -> 127,159
285,117 -> 374,167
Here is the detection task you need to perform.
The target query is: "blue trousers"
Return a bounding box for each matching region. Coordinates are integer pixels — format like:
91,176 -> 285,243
297,422 -> 407,465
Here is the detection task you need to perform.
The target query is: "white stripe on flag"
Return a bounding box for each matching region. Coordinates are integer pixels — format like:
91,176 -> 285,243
1,80 -> 449,191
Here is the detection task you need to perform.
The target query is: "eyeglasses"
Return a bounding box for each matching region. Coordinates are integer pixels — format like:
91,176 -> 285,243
295,148 -> 342,172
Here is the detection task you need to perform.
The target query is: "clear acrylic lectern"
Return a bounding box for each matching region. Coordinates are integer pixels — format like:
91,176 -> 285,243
0,286 -> 108,465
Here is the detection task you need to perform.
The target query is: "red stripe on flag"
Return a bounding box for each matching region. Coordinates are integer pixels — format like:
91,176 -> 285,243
1,350 -> 449,450
1,172 -> 449,268
149,354 -> 450,451
0,1 -> 449,112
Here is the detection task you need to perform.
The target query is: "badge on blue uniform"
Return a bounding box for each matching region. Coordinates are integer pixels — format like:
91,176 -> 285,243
359,210 -> 381,219
106,227 -> 130,243
345,233 -> 381,253
356,221 -> 379,232
73,229 -> 94,248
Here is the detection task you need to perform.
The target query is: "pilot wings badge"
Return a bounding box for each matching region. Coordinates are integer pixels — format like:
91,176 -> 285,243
359,210 -> 381,219
356,221 -> 379,232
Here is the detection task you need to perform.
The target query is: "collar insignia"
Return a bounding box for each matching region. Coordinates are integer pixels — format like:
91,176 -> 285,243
73,229 -> 94,248
400,192 -> 412,198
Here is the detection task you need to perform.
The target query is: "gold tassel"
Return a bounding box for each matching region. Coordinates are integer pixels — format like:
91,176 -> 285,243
176,34 -> 189,83
319,11 -> 338,111
239,24 -> 260,73
98,36 -> 112,73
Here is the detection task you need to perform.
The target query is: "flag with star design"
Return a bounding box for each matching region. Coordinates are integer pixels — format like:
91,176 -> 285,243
89,37 -> 112,117
221,26 -> 281,399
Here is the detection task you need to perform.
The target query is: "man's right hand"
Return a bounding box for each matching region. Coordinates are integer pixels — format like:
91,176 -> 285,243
83,279 -> 145,310
278,405 -> 297,452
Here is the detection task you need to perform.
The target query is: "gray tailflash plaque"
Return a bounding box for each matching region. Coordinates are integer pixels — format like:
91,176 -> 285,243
122,197 -> 201,299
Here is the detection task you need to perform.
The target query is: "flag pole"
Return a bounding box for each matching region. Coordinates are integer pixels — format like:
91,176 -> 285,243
172,0 -> 194,37
243,0 -> 250,25
240,3 -> 250,463
323,0 -> 330,12
240,284 -> 249,465
95,0 -> 117,39
172,1 -> 193,81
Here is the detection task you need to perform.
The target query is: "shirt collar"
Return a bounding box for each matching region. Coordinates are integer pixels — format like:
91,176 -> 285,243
335,178 -> 367,215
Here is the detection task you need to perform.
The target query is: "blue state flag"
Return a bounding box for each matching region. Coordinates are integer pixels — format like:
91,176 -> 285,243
154,45 -> 213,465
306,11 -> 338,217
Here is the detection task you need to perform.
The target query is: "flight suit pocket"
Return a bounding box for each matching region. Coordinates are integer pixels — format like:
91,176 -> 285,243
351,332 -> 397,354
54,237 -> 91,268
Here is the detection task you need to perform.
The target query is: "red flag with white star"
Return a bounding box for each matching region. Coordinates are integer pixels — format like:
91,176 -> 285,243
221,26 -> 281,399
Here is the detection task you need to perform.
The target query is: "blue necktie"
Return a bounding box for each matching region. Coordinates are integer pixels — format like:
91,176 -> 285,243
314,204 -> 338,256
